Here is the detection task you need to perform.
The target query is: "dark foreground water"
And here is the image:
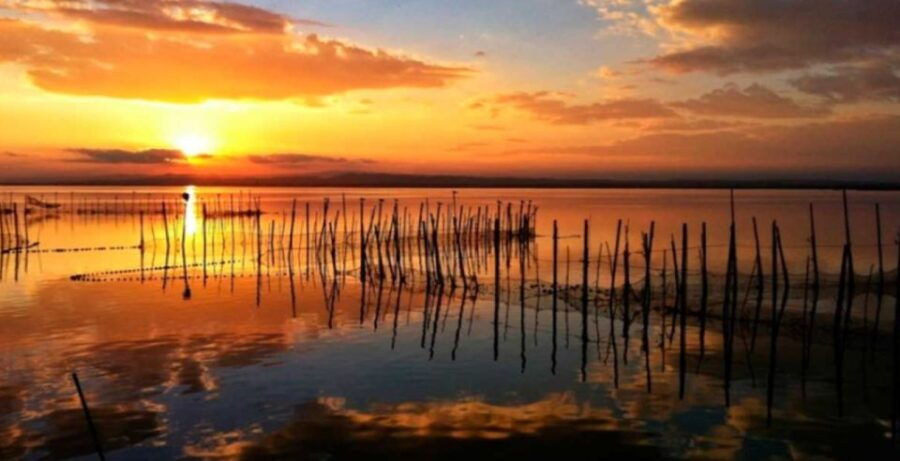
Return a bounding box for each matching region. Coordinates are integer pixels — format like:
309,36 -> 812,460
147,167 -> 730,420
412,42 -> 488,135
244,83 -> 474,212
1,187 -> 899,460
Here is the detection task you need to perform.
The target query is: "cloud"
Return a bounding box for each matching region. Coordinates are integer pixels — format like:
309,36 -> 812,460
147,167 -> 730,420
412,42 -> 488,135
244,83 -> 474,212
447,142 -> 489,152
671,83 -> 830,118
471,85 -> 823,125
643,118 -> 746,132
505,115 -> 900,171
470,124 -> 506,131
247,153 -> 372,166
472,91 -> 677,124
6,0 -> 326,34
69,148 -> 185,164
0,2 -> 470,103
593,66 -> 622,79
580,0 -> 669,37
791,60 -> 900,103
647,0 -> 900,74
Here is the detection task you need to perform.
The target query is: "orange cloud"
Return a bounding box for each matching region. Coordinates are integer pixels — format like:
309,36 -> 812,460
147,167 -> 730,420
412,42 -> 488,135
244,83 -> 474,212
643,118 -> 746,132
247,153 -> 374,167
0,2 -> 470,103
472,91 -> 677,124
7,0 -> 325,34
671,83 -> 830,118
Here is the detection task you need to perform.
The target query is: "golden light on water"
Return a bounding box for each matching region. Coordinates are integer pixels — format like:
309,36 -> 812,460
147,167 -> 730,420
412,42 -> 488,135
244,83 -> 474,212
184,185 -> 198,236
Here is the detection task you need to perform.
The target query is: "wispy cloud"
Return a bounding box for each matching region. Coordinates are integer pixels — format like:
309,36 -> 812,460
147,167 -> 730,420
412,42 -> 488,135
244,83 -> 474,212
247,153 -> 373,166
503,115 -> 900,171
470,124 -> 506,131
6,0 -> 327,34
643,118 -> 747,132
671,84 -> 830,118
447,142 -> 489,152
471,91 -> 677,124
69,148 -> 185,164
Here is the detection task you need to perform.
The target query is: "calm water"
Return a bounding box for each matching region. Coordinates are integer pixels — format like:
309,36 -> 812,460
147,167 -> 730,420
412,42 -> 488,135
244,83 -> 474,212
1,187 -> 899,460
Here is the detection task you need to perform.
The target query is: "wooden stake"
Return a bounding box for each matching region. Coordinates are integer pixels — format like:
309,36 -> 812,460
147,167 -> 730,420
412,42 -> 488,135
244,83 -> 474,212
71,372 -> 105,461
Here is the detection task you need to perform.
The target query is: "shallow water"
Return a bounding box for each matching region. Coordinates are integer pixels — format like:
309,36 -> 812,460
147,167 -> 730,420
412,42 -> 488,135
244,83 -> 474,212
1,186 -> 899,460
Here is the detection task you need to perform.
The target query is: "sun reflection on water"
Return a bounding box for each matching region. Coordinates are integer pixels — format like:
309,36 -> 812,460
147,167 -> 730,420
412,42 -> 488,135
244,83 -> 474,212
184,185 -> 197,236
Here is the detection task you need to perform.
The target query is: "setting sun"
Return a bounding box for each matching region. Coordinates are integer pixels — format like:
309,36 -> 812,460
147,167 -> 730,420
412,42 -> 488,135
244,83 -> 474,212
174,134 -> 212,158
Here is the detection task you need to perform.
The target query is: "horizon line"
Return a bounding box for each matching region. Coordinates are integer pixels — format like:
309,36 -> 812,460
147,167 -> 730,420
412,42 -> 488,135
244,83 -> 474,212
1,173 -> 899,191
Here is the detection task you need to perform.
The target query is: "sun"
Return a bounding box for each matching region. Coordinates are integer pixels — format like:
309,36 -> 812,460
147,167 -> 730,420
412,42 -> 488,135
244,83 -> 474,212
174,134 -> 213,158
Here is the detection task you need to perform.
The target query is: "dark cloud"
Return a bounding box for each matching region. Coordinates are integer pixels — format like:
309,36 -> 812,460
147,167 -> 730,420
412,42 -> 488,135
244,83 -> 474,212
791,61 -> 900,103
671,83 -> 830,118
247,153 -> 372,166
69,148 -> 185,164
649,0 -> 900,74
472,91 -> 677,124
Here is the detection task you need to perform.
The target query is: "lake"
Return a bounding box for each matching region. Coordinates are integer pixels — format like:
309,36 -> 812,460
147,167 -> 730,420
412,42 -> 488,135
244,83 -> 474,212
1,186 -> 899,460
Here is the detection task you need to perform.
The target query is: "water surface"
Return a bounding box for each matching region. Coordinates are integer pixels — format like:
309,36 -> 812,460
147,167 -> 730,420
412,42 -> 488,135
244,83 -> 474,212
1,187 -> 899,460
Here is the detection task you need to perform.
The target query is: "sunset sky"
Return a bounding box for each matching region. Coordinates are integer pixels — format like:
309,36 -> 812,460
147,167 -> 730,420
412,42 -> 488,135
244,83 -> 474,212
1,0 -> 898,182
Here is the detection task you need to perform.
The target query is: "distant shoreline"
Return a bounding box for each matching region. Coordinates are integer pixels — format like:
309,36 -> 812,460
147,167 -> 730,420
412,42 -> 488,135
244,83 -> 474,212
2,183 -> 898,191
1,173 -> 898,191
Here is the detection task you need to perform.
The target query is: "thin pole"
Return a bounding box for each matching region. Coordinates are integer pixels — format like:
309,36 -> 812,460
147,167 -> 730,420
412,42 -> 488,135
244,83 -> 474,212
71,372 -> 106,461
552,220 -> 558,375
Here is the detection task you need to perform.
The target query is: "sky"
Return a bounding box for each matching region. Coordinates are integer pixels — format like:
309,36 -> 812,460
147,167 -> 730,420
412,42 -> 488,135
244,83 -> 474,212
0,0 -> 899,183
